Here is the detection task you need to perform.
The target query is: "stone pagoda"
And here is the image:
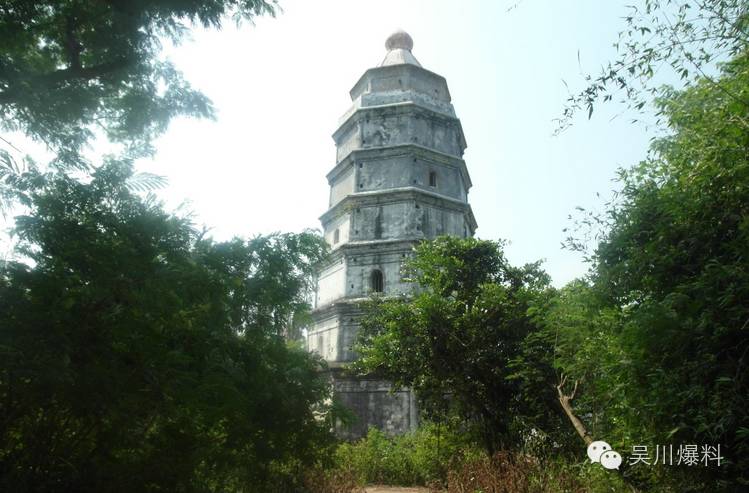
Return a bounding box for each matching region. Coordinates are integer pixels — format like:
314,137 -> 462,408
307,31 -> 477,438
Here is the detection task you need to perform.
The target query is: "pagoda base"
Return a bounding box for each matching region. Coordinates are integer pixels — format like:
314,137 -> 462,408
331,371 -> 419,440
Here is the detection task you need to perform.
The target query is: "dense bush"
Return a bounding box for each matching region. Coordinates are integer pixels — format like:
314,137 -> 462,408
305,422 -> 477,488
549,51 -> 749,492
355,237 -> 563,455
0,162 -> 334,492
333,424 -> 474,487
315,426 -> 635,493
446,453 -> 640,493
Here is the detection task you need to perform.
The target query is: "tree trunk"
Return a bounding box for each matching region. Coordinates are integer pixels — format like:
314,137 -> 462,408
557,376 -> 640,493
556,374 -> 592,445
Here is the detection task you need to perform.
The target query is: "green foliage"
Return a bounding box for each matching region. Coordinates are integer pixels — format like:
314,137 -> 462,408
600,51 -> 748,490
538,282 -> 635,445
445,452 -> 636,493
545,458 -> 635,493
0,160 -> 333,492
327,426 -> 633,493
554,51 -> 749,490
559,0 -> 749,129
355,237 -> 563,454
332,423 -> 476,487
336,428 -> 419,486
0,0 -> 276,168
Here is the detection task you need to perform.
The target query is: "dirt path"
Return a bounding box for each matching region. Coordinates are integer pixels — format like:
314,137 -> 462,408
363,487 -> 431,493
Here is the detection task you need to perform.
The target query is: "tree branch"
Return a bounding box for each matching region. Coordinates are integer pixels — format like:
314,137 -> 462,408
556,374 -> 592,445
0,59 -> 132,105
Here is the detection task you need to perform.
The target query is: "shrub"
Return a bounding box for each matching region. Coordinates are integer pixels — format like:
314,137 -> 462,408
323,424 -> 638,492
303,467 -> 362,493
446,452 -> 635,493
332,423 -> 474,486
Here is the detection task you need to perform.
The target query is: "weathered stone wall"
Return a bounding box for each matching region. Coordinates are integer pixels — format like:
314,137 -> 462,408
345,247 -> 412,298
352,154 -> 466,201
309,300 -> 363,362
308,311 -> 339,360
315,256 -> 346,307
335,106 -> 464,163
349,63 -> 454,116
324,213 -> 351,247
330,167 -> 355,206
333,375 -> 419,439
322,200 -> 472,244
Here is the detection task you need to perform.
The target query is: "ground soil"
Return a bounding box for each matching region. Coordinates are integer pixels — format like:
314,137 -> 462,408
363,487 -> 431,493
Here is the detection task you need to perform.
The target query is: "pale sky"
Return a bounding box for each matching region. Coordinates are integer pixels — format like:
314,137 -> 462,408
8,1 -> 665,286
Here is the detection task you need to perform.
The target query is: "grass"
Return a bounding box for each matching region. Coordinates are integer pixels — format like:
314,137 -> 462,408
304,425 -> 639,493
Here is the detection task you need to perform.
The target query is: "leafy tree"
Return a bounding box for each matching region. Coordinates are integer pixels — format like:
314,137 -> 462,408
555,50 -> 749,490
598,51 -> 748,489
354,237 -> 562,454
1,4 -> 342,491
0,160 -> 332,492
537,282 -> 646,454
0,0 -> 276,169
559,0 -> 749,129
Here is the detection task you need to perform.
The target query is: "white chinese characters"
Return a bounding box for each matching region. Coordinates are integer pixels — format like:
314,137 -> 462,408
627,444 -> 723,467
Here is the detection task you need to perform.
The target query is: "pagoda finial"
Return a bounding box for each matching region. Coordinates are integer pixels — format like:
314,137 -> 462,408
380,30 -> 421,67
385,30 -> 414,52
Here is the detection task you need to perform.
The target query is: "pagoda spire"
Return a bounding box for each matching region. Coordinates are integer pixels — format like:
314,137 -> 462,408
379,30 -> 421,67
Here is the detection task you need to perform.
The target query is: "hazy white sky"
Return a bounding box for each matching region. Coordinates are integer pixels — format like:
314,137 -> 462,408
6,1 -> 665,286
